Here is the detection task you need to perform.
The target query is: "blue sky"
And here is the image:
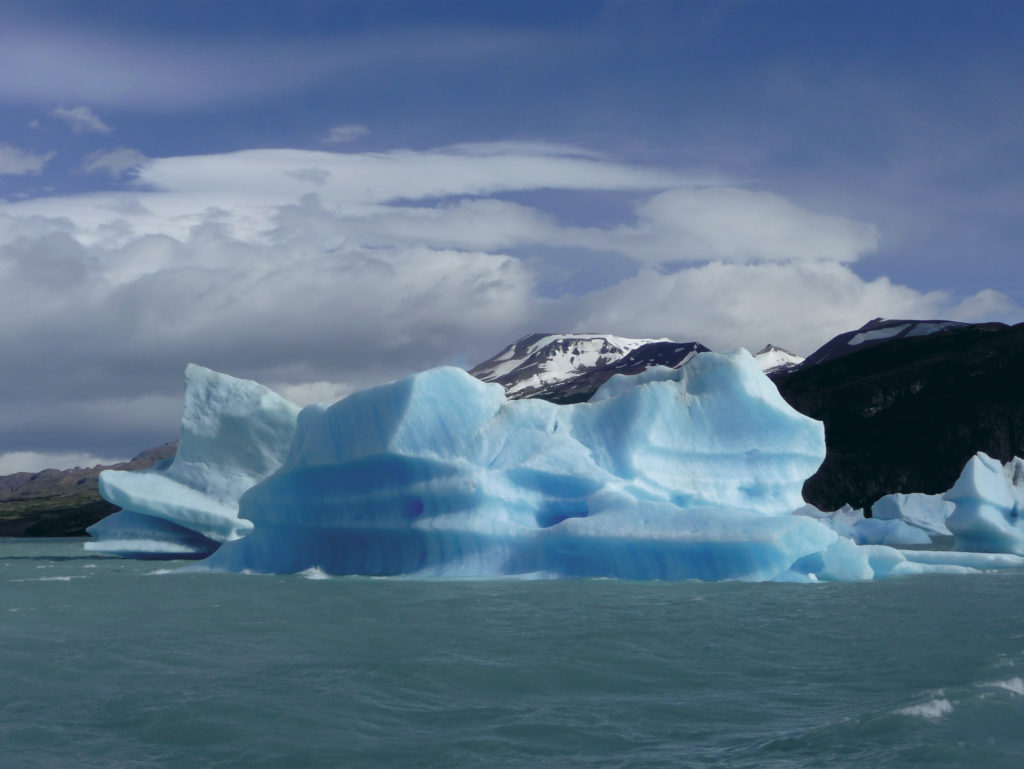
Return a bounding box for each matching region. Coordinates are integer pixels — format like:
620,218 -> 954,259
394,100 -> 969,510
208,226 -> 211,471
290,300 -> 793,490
0,0 -> 1021,471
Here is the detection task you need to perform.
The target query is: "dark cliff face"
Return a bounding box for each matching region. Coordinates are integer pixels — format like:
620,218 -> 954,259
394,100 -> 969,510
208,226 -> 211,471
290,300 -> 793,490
771,322 -> 1024,511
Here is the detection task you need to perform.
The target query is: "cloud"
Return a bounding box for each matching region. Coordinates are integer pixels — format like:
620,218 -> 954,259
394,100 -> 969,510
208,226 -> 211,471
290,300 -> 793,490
0,144 -> 54,176
51,105 -> 111,134
82,148 -> 148,178
5,145 -> 694,248
570,261 -> 960,355
949,288 -> 1022,323
322,124 -> 370,144
0,450 -> 122,475
0,141 -> 1017,466
599,187 -> 880,264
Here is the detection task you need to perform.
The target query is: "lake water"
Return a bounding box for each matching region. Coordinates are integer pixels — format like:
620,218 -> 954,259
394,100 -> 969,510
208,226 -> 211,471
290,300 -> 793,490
3,538 -> 1023,768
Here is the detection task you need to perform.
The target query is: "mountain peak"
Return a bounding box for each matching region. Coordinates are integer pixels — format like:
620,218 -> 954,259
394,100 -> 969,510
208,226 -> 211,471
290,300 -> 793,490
753,345 -> 804,373
470,332 -> 705,403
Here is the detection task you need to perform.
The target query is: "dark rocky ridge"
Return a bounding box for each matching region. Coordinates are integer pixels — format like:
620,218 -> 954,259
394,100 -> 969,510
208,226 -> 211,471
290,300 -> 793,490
798,317 -> 968,369
770,321 -> 1024,510
0,442 -> 177,536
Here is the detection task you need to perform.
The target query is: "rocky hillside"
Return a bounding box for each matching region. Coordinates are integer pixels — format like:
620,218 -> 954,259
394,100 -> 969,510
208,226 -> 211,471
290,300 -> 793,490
0,442 -> 177,536
771,321 -> 1024,510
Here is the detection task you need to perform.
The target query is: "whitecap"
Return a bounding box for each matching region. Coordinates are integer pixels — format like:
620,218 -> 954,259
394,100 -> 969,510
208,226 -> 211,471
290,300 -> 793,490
980,677 -> 1024,696
896,698 -> 954,719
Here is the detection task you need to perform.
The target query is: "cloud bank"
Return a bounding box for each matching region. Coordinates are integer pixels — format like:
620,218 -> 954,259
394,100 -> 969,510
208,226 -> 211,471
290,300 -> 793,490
0,142 -> 1018,466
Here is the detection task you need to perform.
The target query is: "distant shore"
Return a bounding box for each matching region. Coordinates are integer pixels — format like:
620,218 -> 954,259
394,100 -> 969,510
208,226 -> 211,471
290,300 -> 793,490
0,442 -> 177,537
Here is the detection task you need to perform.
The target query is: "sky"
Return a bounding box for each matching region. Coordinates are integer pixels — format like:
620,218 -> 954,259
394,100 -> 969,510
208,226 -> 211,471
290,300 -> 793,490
0,0 -> 1021,473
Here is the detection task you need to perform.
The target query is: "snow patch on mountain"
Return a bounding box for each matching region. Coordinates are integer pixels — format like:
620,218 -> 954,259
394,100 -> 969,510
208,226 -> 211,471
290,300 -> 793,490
470,332 -> 670,398
754,344 -> 804,373
801,317 -> 969,368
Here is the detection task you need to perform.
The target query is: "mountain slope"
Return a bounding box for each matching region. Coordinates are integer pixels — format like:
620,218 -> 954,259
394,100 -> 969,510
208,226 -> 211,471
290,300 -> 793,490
772,321 -> 1024,510
470,333 -> 709,404
754,344 -> 804,373
0,442 -> 177,536
798,317 -> 968,368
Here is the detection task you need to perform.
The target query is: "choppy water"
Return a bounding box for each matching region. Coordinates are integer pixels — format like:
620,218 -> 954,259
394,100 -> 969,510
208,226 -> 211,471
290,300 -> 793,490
3,538 -> 1024,768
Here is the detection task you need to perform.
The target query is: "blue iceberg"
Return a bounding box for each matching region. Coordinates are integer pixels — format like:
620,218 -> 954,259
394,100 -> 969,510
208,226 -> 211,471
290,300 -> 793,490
89,352 -> 1024,580
202,350 -> 1000,581
945,452 -> 1024,555
87,365 -> 301,558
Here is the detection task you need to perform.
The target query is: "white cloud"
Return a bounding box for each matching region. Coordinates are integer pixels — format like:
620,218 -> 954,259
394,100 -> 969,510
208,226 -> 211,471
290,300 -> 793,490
949,288 -> 1022,322
273,381 -> 357,406
322,124 -> 370,144
579,187 -> 879,264
51,105 -> 112,134
82,148 -> 149,178
571,261 -> 963,355
4,146 -> 695,248
0,141 -> 1018,465
0,143 -> 54,176
0,450 -> 123,475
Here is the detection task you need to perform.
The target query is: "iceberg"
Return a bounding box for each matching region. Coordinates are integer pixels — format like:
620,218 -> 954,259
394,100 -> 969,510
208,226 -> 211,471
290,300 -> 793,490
945,452 -> 1024,554
86,365 -> 301,558
871,492 -> 953,538
199,351 -> 856,580
794,504 -> 933,547
87,354 -> 1024,581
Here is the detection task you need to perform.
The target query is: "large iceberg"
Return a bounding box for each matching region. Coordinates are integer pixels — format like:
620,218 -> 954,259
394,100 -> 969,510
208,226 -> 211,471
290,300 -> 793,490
201,350 -> 1009,581
202,351 -> 840,579
87,353 -> 1024,580
945,452 -> 1024,554
87,365 -> 301,558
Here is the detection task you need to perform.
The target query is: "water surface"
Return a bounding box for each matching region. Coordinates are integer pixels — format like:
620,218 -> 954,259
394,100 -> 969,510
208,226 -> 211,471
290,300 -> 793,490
3,538 -> 1022,768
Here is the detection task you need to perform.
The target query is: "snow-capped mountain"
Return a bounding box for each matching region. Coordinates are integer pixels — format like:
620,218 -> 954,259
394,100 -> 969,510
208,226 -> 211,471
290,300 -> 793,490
753,344 -> 804,373
469,333 -> 709,403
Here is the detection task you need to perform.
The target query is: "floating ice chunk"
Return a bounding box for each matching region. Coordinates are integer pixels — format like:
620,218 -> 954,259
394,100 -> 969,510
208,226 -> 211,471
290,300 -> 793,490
872,492 -> 953,537
87,365 -> 300,558
849,518 -> 932,547
201,352 -> 833,579
945,452 -> 1024,554
85,509 -> 219,558
795,504 -> 932,547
